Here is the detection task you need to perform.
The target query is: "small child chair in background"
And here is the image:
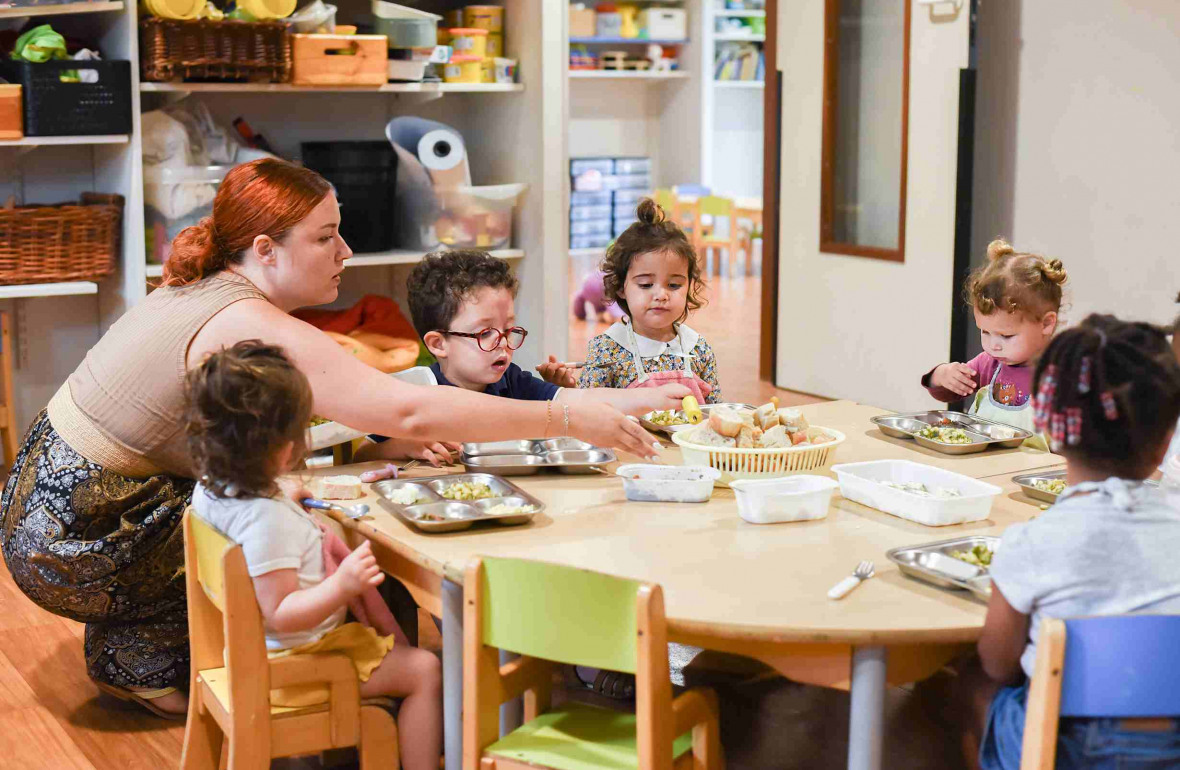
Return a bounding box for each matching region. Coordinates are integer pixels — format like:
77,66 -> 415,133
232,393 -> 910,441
179,510 -> 399,770
1020,615 -> 1180,769
0,311 -> 17,471
696,195 -> 742,277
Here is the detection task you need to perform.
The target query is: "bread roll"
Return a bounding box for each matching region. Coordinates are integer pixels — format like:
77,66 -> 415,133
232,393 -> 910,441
760,424 -> 790,448
777,408 -> 810,434
736,424 -> 762,448
754,403 -> 780,431
708,407 -> 745,438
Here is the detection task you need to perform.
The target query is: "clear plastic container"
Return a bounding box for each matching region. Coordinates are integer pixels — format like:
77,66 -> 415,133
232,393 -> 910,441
613,202 -> 638,220
572,191 -> 612,206
570,218 -> 612,236
570,157 -> 614,176
830,460 -> 1002,527
612,219 -> 636,237
616,464 -> 720,503
433,183 -> 526,250
570,234 -> 611,250
143,164 -> 232,265
613,157 -> 652,174
729,475 -> 838,524
570,204 -> 612,221
613,188 -> 648,205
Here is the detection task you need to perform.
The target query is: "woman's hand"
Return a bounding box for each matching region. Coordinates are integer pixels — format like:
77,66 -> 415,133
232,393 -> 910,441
932,363 -> 978,397
536,355 -> 578,388
566,402 -> 662,461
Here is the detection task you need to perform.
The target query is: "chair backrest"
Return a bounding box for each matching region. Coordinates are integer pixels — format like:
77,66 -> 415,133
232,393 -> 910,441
477,557 -> 646,674
653,188 -> 677,214
183,509 -> 270,717
697,195 -> 733,217
1060,616 -> 1180,717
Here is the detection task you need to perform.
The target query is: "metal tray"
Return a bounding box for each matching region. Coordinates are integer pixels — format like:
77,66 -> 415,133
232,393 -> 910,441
458,439 -> 616,476
871,410 -> 1031,454
1012,470 -> 1158,505
372,474 -> 543,533
886,535 -> 1000,603
638,402 -> 757,436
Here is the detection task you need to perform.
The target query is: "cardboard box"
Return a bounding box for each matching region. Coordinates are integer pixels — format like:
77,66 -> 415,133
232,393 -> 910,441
569,6 -> 596,38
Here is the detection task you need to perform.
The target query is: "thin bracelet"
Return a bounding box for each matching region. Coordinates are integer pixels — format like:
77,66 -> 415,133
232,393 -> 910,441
544,401 -> 553,438
562,404 -> 570,436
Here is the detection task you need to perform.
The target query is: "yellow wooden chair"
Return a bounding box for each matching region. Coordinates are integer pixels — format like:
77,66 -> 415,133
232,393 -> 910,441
180,509 -> 399,770
464,556 -> 723,770
653,188 -> 701,253
0,311 -> 17,468
695,196 -> 740,277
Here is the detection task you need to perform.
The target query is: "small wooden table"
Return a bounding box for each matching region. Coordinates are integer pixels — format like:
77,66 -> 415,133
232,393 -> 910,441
309,400 -> 1063,770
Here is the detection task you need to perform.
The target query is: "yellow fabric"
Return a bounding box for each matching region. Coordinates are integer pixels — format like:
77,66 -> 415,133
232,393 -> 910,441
486,701 -> 693,770
267,622 -> 395,708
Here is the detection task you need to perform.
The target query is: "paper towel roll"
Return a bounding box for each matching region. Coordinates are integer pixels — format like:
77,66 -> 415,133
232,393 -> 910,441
385,116 -> 471,188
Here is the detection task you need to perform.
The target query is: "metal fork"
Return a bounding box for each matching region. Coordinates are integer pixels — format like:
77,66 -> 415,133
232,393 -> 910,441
828,560 -> 875,600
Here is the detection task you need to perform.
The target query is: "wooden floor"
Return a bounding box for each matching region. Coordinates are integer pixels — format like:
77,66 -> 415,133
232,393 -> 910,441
568,272 -> 827,407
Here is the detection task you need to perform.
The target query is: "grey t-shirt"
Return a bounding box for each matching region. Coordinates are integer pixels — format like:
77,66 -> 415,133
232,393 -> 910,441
989,478 -> 1180,678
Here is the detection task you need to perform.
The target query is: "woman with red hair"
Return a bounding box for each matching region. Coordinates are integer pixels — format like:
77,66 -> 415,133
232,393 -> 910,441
0,158 -> 680,717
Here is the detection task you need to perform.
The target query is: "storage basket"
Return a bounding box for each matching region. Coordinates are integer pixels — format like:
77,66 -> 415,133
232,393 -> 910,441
0,193 -> 123,284
671,427 -> 846,486
302,141 -> 397,252
0,60 -> 131,136
140,18 -> 291,83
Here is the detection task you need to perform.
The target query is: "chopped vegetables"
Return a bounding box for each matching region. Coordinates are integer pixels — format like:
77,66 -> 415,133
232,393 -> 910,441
918,426 -> 973,445
950,544 -> 994,568
386,486 -> 426,506
442,482 -> 495,501
648,410 -> 690,426
1033,478 -> 1067,495
483,503 -> 538,516
309,416 -> 330,426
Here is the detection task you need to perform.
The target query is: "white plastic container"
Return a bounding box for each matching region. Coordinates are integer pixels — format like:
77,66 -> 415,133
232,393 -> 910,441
730,475 -> 838,524
143,164 -> 232,265
639,8 -> 687,40
830,460 -> 1002,527
616,464 -> 720,503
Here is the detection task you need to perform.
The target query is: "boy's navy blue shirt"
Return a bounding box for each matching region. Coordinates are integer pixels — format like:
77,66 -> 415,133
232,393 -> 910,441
369,362 -> 558,443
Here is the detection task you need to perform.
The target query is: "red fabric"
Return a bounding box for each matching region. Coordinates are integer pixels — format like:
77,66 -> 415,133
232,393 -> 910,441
294,294 -> 418,341
626,368 -> 712,403
317,522 -> 408,645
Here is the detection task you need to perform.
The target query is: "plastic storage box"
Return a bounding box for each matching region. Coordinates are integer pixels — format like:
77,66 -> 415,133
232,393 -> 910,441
612,219 -> 636,237
613,188 -> 648,205
434,183 -> 525,250
144,164 -> 232,265
570,234 -> 611,250
614,203 -> 640,220
571,205 -> 612,221
639,8 -> 687,39
0,60 -> 131,137
570,219 -> 612,236
570,157 -> 615,176
302,141 -> 398,252
729,475 -> 838,524
830,460 -> 1003,527
615,464 -> 720,503
572,191 -> 612,206
613,156 -> 652,174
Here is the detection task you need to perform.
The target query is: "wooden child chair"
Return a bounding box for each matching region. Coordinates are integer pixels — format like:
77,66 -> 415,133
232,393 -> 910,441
180,509 -> 399,770
0,310 -> 17,469
1020,615 -> 1180,769
695,196 -> 740,277
464,556 -> 723,770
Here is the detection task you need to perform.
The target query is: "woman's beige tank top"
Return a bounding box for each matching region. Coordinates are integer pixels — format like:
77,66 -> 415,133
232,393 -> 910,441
47,271 -> 268,478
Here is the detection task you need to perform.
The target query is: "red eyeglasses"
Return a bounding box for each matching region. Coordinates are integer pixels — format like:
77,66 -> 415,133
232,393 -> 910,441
439,327 -> 528,352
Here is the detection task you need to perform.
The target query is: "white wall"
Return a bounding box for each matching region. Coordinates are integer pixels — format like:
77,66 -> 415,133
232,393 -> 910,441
966,0 -> 1180,357
775,1 -> 970,411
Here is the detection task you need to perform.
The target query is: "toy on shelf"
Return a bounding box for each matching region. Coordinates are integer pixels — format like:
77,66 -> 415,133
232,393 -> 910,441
599,50 -> 627,70
569,44 -> 597,70
646,43 -> 672,72
618,4 -> 639,38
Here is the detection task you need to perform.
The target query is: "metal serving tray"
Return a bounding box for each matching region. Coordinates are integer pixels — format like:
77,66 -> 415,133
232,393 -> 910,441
458,439 -> 617,476
886,535 -> 1000,603
871,410 -> 1031,454
372,473 -> 543,533
1012,470 -> 1159,505
638,402 -> 757,436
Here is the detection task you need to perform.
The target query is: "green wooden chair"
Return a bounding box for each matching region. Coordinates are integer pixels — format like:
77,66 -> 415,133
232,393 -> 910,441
463,557 -> 723,770
696,196 -> 739,277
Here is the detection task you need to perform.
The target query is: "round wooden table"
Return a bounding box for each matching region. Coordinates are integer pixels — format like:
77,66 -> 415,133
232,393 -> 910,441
311,400 -> 1064,770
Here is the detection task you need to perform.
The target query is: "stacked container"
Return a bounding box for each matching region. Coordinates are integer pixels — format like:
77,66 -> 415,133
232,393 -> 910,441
569,155 -> 652,251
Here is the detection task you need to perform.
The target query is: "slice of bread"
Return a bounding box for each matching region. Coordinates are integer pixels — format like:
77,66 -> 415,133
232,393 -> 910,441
318,475 -> 363,500
709,407 -> 746,438
760,424 -> 790,448
778,408 -> 810,434
754,403 -> 780,431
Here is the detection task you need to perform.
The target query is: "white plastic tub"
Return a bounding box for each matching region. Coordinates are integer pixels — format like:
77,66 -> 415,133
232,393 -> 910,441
615,464 -> 720,503
729,475 -> 838,524
830,460 -> 1002,527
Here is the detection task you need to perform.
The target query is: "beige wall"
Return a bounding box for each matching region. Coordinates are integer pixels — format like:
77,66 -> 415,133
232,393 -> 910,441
775,2 -> 971,411
968,0 -> 1180,354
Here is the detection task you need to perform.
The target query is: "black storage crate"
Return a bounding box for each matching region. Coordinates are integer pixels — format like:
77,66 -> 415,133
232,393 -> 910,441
301,141 -> 398,253
0,60 -> 132,137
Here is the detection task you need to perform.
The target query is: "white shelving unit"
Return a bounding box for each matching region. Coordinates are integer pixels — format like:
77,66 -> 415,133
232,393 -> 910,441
0,0 -> 122,18
700,2 -> 765,198
2,0 -> 567,437
569,70 -> 690,80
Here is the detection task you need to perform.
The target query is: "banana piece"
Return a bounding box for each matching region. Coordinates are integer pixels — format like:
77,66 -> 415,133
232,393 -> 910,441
682,395 -> 704,425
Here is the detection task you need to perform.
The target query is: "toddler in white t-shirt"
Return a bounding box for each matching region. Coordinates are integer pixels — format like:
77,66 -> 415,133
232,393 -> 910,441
185,340 -> 440,770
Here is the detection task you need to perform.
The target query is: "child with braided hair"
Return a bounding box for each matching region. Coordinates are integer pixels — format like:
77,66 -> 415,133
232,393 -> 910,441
963,315 -> 1180,769
923,239 -> 1068,449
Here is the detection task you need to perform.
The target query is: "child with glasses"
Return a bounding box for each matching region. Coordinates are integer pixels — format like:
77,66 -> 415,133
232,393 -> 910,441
356,250 -> 690,464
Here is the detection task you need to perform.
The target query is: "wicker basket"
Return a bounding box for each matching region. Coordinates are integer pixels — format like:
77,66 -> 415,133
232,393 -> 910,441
140,18 -> 291,83
0,193 -> 123,284
671,426 -> 847,486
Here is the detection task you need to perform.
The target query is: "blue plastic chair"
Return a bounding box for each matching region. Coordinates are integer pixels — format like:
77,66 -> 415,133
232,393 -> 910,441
1021,616 -> 1180,769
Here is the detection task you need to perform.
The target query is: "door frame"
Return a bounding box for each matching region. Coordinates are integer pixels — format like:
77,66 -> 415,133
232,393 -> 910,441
760,0 -> 780,381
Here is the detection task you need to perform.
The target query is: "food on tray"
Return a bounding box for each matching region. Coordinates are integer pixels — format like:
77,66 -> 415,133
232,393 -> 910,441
1032,478 -> 1067,495
882,481 -> 963,499
442,481 -> 495,500
483,503 -> 538,516
917,426 -> 973,445
417,512 -> 446,522
950,544 -> 994,567
386,486 -> 426,505
309,416 -> 330,427
318,475 -> 363,499
687,399 -> 832,449
682,396 -> 704,424
648,410 -> 690,427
